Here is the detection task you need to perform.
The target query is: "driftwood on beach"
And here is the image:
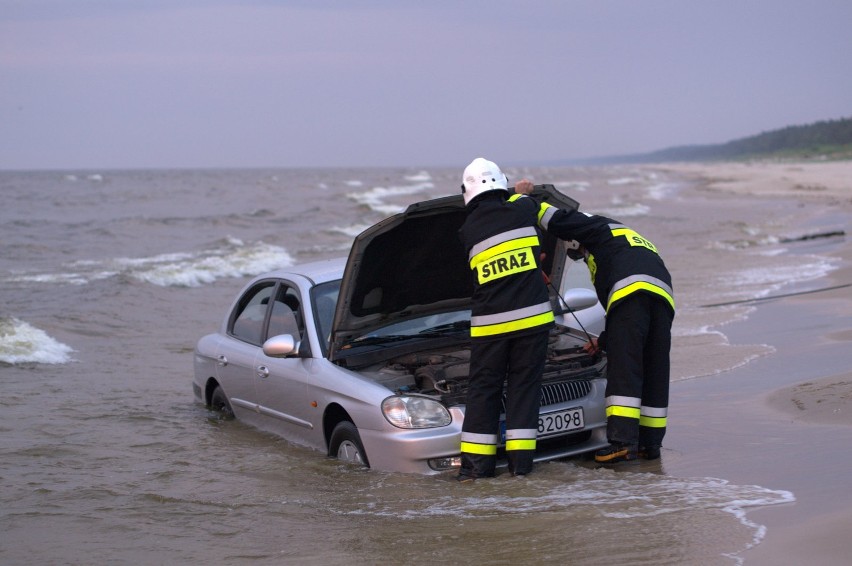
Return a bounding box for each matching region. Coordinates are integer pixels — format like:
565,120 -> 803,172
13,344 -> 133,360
780,230 -> 846,243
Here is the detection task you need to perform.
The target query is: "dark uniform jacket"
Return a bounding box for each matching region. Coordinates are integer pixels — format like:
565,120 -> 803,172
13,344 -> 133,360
459,192 -> 555,341
538,205 -> 674,315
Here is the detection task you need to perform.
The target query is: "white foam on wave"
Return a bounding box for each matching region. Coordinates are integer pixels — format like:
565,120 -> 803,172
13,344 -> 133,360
559,180 -> 590,192
4,271 -> 117,286
404,171 -> 432,182
704,221 -> 843,252
723,255 -> 839,299
122,239 -> 293,287
607,176 -> 641,186
300,242 -> 353,256
333,464 -> 793,562
594,201 -> 651,218
327,223 -> 372,238
347,181 -> 434,216
2,237 -> 292,288
344,467 -> 793,519
0,317 -> 74,364
708,235 -> 781,251
645,182 -> 678,200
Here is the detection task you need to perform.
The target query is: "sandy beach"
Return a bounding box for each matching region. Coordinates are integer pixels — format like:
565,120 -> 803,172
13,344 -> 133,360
650,161 -> 852,564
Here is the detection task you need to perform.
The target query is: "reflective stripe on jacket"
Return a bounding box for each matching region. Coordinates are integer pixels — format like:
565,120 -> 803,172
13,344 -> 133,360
538,202 -> 674,314
459,192 -> 554,340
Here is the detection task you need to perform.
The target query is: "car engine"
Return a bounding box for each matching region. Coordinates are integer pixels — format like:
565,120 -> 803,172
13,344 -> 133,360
364,325 -> 605,409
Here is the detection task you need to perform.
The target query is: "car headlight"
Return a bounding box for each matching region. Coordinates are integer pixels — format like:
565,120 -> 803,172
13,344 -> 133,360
381,395 -> 452,429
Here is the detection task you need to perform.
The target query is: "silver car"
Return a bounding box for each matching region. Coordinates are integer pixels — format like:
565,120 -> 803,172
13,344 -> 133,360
193,185 -> 609,474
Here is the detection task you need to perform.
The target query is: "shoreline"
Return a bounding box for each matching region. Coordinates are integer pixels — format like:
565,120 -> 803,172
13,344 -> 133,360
646,160 -> 852,564
652,160 -> 852,204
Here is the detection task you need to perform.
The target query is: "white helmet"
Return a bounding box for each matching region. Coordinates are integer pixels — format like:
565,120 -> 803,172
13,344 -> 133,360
461,157 -> 508,205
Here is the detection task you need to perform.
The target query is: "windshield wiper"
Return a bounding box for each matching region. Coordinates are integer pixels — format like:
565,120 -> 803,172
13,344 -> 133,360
344,321 -> 470,349
418,320 -> 470,336
344,334 -> 414,348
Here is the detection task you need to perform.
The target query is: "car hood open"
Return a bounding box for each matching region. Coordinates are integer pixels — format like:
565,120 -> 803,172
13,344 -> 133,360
330,184 -> 579,357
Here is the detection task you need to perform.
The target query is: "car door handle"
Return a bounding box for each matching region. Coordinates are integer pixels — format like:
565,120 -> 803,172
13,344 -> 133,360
256,365 -> 270,378
217,355 -> 228,366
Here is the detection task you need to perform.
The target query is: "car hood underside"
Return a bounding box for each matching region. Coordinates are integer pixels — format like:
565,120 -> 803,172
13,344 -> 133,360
330,185 -> 579,357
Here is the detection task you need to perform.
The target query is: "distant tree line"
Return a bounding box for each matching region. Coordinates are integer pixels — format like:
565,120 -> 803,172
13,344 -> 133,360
728,117 -> 852,155
587,116 -> 852,164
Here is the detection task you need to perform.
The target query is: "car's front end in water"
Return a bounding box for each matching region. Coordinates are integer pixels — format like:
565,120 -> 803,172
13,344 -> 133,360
337,320 -> 609,473
194,184 -> 609,474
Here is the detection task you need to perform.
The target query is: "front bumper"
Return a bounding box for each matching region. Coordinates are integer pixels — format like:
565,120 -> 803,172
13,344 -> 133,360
358,387 -> 609,474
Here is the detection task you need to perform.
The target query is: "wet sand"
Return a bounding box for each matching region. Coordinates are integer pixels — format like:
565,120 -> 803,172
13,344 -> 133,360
650,161 -> 852,564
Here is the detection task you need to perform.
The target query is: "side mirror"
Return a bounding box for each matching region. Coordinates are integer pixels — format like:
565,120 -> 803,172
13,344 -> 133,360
555,288 -> 599,314
262,334 -> 301,358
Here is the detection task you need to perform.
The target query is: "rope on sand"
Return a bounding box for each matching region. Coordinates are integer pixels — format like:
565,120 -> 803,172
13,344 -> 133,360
700,283 -> 852,308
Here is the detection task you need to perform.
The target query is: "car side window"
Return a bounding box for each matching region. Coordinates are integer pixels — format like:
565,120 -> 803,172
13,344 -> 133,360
231,282 -> 276,345
268,285 -> 303,341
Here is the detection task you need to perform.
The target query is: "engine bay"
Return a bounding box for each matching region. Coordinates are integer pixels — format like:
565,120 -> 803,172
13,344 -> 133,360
363,325 -> 606,407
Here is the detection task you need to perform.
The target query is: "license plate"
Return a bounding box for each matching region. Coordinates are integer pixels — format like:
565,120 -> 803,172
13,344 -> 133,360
538,407 -> 584,437
500,407 -> 584,442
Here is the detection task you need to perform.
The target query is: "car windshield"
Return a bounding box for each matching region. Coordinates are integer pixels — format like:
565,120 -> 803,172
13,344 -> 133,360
361,310 -> 471,338
345,310 -> 471,352
311,279 -> 472,355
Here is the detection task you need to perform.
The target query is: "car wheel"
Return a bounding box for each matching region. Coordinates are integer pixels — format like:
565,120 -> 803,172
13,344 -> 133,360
210,384 -> 234,419
329,421 -> 369,467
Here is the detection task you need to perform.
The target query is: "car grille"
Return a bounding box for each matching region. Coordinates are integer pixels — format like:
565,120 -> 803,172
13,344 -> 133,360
540,379 -> 592,406
502,379 -> 592,411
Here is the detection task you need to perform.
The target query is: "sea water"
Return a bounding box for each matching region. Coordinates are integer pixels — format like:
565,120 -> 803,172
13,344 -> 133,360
2,164 -> 838,564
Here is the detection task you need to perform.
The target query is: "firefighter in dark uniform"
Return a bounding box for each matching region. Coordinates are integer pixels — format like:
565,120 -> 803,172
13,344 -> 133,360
456,158 -> 555,481
516,179 -> 674,463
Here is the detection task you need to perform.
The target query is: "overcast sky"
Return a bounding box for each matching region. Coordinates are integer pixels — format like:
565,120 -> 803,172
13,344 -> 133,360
2,1 -> 850,170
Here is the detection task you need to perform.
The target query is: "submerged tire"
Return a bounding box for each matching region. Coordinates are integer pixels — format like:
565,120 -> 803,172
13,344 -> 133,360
210,384 -> 234,419
328,421 -> 369,467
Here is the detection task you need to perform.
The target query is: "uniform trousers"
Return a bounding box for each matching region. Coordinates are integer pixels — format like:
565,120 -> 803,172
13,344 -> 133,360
603,293 -> 674,448
460,329 -> 549,477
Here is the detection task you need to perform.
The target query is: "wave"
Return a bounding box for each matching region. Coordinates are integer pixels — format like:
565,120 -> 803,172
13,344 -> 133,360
593,201 -> 651,218
328,462 -> 793,563
709,227 -> 846,252
0,317 -> 74,364
62,173 -> 104,182
709,255 -> 839,302
708,229 -> 781,250
2,237 -> 293,288
123,239 -> 292,287
347,181 -> 435,216
404,171 -> 432,183
607,176 -> 643,186
327,223 -> 373,238
336,464 -> 793,520
557,180 -> 590,192
645,182 -> 679,200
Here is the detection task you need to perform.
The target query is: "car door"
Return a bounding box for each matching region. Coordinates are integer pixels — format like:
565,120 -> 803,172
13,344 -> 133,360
252,282 -> 315,443
218,280 -> 277,417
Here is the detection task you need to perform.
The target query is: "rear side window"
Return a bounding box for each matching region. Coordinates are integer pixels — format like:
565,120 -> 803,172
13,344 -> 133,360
231,282 -> 276,345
